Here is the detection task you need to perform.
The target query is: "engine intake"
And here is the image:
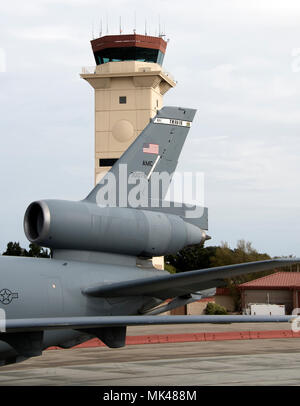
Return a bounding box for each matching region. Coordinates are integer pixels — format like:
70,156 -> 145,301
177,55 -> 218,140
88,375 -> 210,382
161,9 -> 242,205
24,201 -> 51,242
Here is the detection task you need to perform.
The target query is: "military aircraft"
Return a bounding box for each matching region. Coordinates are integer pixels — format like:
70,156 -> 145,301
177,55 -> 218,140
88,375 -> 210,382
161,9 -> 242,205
0,106 -> 298,366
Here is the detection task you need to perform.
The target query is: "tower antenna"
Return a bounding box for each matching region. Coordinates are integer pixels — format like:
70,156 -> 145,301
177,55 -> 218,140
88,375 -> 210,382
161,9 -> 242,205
158,15 -> 161,37
133,11 -> 136,34
99,18 -> 102,37
145,19 -> 147,36
119,16 -> 122,34
92,20 -> 95,39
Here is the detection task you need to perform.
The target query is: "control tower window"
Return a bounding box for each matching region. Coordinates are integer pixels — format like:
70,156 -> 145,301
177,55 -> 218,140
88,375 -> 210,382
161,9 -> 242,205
95,47 -> 165,66
119,96 -> 127,104
99,158 -> 118,167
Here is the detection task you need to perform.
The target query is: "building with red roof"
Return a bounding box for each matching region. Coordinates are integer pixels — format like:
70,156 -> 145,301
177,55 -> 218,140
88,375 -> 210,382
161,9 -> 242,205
239,272 -> 300,314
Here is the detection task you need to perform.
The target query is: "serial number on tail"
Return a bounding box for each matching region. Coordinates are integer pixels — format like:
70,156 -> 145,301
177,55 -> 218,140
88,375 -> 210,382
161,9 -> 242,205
154,117 -> 192,127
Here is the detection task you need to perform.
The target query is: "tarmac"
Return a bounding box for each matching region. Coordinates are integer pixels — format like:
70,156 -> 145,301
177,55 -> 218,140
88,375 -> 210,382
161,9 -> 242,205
0,322 -> 300,386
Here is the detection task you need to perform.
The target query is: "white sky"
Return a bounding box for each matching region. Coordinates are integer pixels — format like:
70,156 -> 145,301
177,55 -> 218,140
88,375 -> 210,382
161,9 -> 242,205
0,0 -> 299,257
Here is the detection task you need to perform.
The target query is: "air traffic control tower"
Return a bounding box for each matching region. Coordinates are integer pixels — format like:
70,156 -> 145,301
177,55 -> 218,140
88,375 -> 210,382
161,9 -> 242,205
81,33 -> 176,270
80,33 -> 176,184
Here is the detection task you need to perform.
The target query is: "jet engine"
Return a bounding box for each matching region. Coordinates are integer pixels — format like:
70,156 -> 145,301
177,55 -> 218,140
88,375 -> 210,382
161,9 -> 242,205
24,200 -> 207,257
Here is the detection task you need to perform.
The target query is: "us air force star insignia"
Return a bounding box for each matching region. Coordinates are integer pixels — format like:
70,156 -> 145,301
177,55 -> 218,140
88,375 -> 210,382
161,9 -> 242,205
0,289 -> 18,305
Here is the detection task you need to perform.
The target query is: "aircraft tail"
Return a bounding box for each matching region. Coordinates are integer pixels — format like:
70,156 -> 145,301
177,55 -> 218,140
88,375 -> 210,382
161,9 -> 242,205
85,106 -> 197,207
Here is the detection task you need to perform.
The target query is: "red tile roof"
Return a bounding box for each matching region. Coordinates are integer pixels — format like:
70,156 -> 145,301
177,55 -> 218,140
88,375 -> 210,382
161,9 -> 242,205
239,272 -> 300,289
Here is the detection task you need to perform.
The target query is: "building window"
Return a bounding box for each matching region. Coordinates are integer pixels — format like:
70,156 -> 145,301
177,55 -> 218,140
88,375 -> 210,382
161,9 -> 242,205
95,47 -> 165,66
119,96 -> 127,104
99,158 -> 118,167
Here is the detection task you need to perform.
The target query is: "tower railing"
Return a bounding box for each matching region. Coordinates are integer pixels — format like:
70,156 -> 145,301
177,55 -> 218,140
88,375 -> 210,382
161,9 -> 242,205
81,65 -> 176,83
162,69 -> 176,83
81,66 -> 97,74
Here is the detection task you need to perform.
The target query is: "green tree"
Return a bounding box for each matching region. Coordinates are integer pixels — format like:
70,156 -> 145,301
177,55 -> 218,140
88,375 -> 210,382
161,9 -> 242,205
2,242 -> 50,258
26,243 -> 50,258
205,302 -> 227,315
2,242 -> 24,256
165,244 -> 218,273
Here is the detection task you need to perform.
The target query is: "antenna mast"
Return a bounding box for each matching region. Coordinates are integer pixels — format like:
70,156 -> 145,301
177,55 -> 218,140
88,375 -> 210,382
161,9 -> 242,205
99,18 -> 102,37
106,13 -> 109,34
119,16 -> 122,34
92,20 -> 95,39
133,11 -> 136,34
158,15 -> 161,37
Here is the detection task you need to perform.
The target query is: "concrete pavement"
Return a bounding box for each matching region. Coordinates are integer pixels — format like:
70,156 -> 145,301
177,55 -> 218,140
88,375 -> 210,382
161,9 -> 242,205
0,323 -> 300,386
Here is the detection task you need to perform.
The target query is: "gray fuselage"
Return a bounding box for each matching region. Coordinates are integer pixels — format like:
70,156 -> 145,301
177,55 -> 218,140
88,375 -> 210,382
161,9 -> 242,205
0,255 -> 164,362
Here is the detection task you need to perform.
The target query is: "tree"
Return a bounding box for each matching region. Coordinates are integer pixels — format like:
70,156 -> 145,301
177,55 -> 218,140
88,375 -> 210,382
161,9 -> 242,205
2,242 -> 50,258
2,242 -> 24,256
26,243 -> 50,258
165,244 -> 218,273
205,302 -> 227,315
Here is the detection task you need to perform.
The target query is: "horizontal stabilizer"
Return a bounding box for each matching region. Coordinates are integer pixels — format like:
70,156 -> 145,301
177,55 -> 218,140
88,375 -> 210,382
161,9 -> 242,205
83,259 -> 300,300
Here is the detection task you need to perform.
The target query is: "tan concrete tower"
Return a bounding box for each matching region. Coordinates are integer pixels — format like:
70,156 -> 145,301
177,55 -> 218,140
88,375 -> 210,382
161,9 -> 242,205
81,34 -> 176,184
81,34 -> 176,269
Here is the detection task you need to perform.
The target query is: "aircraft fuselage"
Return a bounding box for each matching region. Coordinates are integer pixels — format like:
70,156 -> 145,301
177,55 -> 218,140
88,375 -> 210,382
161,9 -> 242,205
0,255 -> 163,364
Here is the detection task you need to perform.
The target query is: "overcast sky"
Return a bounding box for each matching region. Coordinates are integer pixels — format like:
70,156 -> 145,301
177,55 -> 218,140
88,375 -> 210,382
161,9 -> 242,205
0,0 -> 299,257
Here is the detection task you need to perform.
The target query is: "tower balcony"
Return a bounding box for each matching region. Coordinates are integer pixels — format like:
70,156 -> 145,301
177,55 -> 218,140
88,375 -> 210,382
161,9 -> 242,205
81,61 -> 176,87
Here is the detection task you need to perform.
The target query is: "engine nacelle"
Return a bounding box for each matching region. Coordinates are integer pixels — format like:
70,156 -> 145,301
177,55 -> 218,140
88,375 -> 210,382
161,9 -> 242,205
24,200 -> 207,257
